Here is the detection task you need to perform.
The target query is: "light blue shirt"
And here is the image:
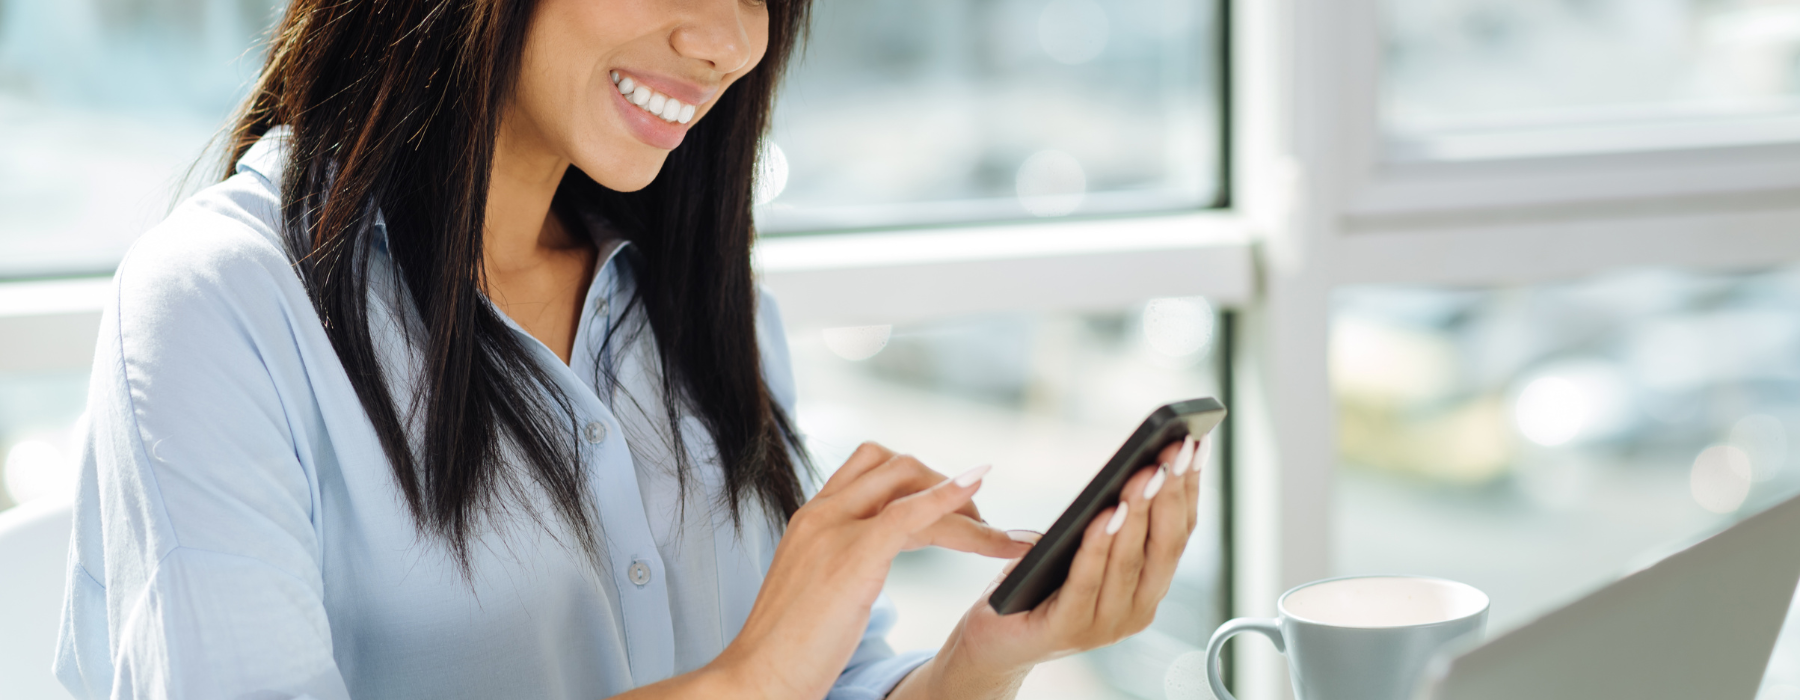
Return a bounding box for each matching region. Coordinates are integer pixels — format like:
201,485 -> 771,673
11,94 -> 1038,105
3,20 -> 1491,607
54,129 -> 931,700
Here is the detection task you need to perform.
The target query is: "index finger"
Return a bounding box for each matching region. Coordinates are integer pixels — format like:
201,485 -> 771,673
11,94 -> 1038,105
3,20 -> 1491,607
874,464 -> 990,541
816,447 -> 984,525
833,454 -> 986,523
816,441 -> 896,498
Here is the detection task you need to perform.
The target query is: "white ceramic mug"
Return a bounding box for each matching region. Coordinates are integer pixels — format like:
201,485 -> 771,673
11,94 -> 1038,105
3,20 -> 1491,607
1205,575 -> 1489,700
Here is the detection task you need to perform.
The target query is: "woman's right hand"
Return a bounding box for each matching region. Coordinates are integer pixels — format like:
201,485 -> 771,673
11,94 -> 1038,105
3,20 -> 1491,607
709,442 -> 1031,699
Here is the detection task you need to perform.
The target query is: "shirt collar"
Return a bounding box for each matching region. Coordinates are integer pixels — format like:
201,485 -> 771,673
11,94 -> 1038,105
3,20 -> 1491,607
235,125 -> 291,189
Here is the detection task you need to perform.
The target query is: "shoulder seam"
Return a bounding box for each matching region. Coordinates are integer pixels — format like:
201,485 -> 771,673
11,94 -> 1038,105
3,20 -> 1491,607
148,544 -> 323,592
110,265 -> 183,554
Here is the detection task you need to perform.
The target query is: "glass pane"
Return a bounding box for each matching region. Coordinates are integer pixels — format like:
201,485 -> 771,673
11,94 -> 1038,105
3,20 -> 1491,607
1,0 -> 1226,273
759,0 -> 1224,232
789,301 -> 1226,699
0,371 -> 88,510
0,0 -> 283,277
1383,0 -> 1800,157
1331,266 -> 1800,698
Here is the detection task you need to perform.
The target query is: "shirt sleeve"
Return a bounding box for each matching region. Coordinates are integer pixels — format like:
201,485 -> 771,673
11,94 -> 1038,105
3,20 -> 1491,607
754,289 -> 935,700
54,201 -> 353,700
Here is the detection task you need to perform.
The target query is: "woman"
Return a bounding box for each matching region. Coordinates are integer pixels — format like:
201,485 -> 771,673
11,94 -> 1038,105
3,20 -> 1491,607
54,0 -> 1208,698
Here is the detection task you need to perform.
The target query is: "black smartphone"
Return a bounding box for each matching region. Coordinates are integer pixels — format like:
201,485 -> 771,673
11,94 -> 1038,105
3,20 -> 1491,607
987,397 -> 1227,615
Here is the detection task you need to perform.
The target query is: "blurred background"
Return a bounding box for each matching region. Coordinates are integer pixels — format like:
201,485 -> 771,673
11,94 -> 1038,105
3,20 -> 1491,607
4,0 -> 1800,699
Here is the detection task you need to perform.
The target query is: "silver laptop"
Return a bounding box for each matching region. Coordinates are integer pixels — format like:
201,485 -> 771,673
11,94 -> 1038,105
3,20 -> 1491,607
1417,491 -> 1800,700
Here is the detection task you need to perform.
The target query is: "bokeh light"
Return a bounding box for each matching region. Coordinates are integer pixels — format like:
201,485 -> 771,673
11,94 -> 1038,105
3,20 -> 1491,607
1513,376 -> 1591,447
1330,316 -> 1456,406
754,140 -> 789,206
1141,297 -> 1215,359
1690,444 -> 1753,514
4,439 -> 72,505
822,325 -> 892,361
1162,650 -> 1211,700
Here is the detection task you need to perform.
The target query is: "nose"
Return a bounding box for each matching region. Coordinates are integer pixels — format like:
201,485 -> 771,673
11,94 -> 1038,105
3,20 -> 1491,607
669,0 -> 763,75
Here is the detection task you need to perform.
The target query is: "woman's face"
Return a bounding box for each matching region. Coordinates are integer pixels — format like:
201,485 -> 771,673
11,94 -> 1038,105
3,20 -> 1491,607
510,0 -> 771,191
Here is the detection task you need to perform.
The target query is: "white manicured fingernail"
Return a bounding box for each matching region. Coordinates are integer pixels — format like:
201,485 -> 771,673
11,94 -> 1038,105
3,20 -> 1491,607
1143,467 -> 1167,500
1105,502 -> 1129,535
953,464 -> 991,488
1007,530 -> 1041,543
1172,436 -> 1197,476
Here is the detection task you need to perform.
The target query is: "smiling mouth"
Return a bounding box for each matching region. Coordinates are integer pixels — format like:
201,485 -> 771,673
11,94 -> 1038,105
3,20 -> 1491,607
612,72 -> 696,125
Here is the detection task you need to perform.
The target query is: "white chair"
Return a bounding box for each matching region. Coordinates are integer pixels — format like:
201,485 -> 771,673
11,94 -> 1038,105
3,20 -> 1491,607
0,498 -> 77,700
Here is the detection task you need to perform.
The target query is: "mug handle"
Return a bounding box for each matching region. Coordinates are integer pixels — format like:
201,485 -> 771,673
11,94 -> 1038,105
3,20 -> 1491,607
1205,617 -> 1285,700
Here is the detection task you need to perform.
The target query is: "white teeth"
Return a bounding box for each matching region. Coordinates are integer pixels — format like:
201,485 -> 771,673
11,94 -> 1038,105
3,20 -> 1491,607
615,75 -> 697,124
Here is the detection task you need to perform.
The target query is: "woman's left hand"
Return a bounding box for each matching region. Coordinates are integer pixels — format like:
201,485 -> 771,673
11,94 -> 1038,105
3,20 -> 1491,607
890,435 -> 1210,699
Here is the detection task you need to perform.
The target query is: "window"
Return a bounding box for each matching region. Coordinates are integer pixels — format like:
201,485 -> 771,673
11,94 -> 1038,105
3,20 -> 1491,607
0,0 -> 283,277
760,0 -> 1226,232
0,0 -> 1231,277
1383,0 -> 1800,160
1238,0 -> 1800,695
0,278 -> 107,510
789,304 -> 1229,699
0,372 -> 87,510
1329,267 -> 1800,698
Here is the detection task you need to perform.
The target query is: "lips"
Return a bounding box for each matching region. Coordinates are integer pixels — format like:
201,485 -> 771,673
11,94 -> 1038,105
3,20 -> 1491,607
613,71 -> 695,124
606,69 -> 712,150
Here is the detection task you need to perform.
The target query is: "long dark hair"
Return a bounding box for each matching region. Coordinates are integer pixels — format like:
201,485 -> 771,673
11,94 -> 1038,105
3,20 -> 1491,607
219,0 -> 812,571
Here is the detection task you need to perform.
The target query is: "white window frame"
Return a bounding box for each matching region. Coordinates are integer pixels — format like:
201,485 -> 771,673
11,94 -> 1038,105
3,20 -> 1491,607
0,215 -> 1257,373
1329,0 -> 1800,222
1236,0 -> 1800,697
755,213 -> 1256,327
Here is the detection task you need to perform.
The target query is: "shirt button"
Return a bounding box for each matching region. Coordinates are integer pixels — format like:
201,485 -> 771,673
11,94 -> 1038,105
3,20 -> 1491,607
594,297 -> 610,319
628,560 -> 652,587
583,421 -> 608,444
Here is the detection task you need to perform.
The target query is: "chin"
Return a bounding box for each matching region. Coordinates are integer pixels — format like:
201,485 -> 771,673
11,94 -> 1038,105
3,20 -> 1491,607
596,172 -> 658,193
574,141 -> 670,193
586,165 -> 663,193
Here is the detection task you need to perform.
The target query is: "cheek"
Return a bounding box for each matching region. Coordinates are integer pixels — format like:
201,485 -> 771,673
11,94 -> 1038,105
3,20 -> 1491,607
523,0 -> 672,189
747,9 -> 772,74
517,2 -> 610,135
